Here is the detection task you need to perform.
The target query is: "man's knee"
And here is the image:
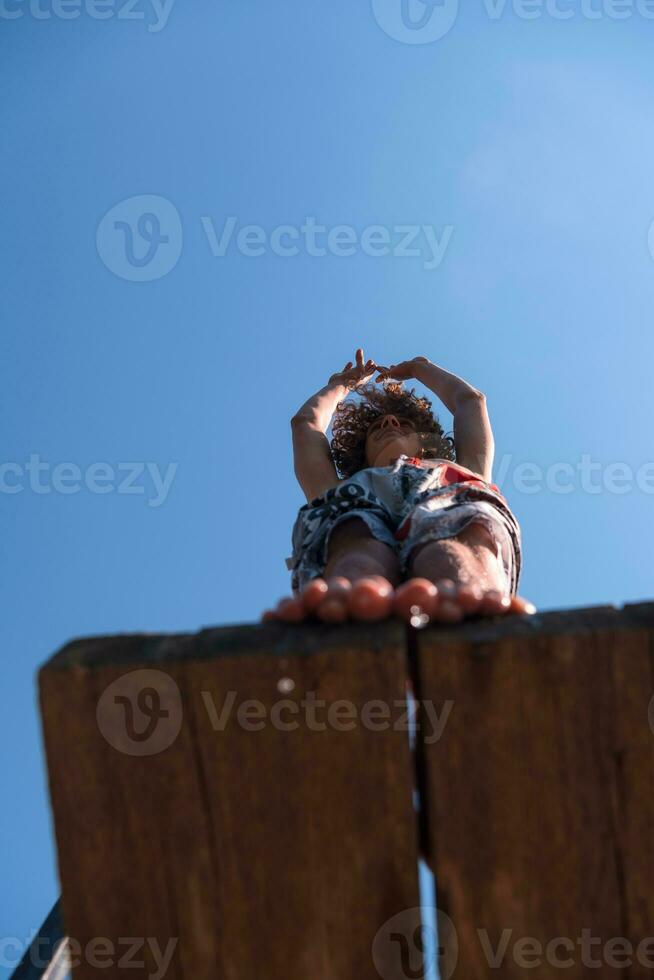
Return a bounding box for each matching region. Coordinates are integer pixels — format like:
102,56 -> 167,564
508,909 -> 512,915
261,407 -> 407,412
406,527 -> 487,572
456,520 -> 499,554
325,516 -> 400,581
325,516 -> 375,561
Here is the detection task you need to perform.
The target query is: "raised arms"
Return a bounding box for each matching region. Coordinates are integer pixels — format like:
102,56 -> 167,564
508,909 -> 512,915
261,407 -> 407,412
376,356 -> 495,482
290,351 -> 494,502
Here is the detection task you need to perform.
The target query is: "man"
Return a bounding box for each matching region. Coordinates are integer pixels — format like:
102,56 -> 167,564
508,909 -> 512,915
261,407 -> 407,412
264,348 -> 535,624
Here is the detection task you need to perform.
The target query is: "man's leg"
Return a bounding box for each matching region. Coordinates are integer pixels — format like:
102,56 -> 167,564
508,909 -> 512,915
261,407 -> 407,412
305,516 -> 401,622
407,521 -> 530,619
323,516 -> 401,585
268,517 -> 402,623
265,519 -> 535,623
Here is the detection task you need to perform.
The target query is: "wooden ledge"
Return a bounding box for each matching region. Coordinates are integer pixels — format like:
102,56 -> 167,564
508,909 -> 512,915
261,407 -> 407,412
42,599 -> 654,673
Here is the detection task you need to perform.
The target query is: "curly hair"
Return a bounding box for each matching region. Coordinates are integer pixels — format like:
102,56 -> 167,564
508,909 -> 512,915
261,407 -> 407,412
329,380 -> 455,479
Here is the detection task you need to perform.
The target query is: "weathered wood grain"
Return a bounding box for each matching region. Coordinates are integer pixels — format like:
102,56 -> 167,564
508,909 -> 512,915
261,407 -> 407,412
39,622 -> 419,979
416,615 -> 654,979
38,603 -> 654,979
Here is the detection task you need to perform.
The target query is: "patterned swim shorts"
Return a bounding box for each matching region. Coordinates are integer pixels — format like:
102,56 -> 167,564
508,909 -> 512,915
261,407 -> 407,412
286,455 -> 523,596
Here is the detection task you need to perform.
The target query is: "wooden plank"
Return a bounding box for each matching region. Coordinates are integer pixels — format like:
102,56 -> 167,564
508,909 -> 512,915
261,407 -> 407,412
609,626 -> 654,976
39,622 -> 420,980
417,617 -> 654,979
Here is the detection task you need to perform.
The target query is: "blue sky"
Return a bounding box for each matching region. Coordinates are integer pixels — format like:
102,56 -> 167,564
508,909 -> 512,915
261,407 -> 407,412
3,0 -> 654,969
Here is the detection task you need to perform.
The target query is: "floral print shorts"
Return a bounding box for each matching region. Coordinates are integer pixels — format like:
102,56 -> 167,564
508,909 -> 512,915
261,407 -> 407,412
286,455 -> 523,596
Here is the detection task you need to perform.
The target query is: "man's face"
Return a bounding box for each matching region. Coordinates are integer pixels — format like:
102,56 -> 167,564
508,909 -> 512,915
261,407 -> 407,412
364,414 -> 421,467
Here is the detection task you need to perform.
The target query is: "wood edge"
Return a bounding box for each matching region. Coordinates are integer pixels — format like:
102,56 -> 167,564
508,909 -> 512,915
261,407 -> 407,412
38,619 -> 408,672
37,601 -> 654,672
417,600 -> 654,647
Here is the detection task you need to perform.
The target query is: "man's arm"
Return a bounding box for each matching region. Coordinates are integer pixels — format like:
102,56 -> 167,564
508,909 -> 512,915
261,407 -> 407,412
450,389 -> 495,482
291,349 -> 377,502
291,379 -> 345,503
412,359 -> 495,482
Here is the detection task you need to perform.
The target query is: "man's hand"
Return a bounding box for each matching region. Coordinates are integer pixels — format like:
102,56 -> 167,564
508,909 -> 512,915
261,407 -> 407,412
375,356 -> 429,382
329,348 -> 378,390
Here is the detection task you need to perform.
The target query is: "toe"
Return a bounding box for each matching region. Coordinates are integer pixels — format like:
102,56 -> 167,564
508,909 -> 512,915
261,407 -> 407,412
509,595 -> 538,616
315,597 -> 349,623
315,577 -> 353,623
429,579 -> 465,623
432,596 -> 465,623
275,597 -> 307,623
456,584 -> 484,615
349,577 -> 394,621
301,578 -> 330,614
477,590 -> 512,616
392,578 -> 438,625
434,578 -> 458,599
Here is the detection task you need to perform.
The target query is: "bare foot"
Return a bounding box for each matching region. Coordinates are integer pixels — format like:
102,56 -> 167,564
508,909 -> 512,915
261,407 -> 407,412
262,576 -> 536,625
262,575 -> 395,624
391,577 -> 537,626
261,578 -> 332,624
262,576 -> 352,624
